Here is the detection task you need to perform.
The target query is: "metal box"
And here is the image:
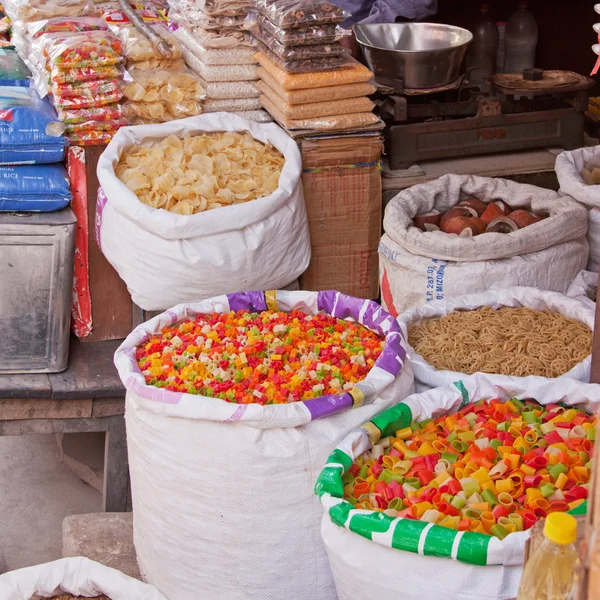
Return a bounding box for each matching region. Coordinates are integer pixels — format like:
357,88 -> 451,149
0,208 -> 76,373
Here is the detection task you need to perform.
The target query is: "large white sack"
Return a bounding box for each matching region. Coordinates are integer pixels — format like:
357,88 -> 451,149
114,289 -> 415,600
397,286 -> 594,391
0,557 -> 167,600
566,269 -> 598,309
316,375 -> 600,600
555,147 -> 600,272
379,174 -> 589,316
96,114 -> 310,310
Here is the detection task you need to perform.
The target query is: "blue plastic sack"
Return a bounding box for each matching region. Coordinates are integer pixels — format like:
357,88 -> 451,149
0,87 -> 67,165
0,164 -> 72,212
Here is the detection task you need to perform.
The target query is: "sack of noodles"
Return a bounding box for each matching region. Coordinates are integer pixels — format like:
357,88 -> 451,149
379,174 -> 589,317
96,113 -> 310,310
396,286 -> 594,392
0,557 -> 167,599
113,289 -> 415,600
315,375 -> 600,600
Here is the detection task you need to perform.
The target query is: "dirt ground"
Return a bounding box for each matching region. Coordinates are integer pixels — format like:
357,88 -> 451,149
0,434 -> 100,573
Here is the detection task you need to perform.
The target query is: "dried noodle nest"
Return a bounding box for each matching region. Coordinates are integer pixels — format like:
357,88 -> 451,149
116,132 -> 285,215
408,306 -> 593,378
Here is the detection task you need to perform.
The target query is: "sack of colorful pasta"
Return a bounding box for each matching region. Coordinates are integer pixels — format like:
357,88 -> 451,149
114,289 -> 415,600
316,375 -> 600,600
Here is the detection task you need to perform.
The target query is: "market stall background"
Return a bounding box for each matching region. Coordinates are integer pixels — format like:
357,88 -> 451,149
1,0 -> 600,599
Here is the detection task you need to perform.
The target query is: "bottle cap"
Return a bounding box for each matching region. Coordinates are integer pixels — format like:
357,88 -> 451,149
544,513 -> 577,545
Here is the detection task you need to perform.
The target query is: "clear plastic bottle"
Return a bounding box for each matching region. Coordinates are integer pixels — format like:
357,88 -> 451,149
516,512 -> 582,600
504,0 -> 538,74
465,4 -> 499,85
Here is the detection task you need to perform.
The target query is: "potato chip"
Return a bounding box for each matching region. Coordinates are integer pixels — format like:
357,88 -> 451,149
116,131 -> 285,215
122,68 -> 205,124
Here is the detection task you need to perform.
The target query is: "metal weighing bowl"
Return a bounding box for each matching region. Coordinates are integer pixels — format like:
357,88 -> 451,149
354,22 -> 473,90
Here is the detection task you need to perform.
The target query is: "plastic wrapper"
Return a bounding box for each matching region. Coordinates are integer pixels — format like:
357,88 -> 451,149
121,68 -> 204,123
0,47 -> 31,83
53,88 -> 123,108
127,57 -> 187,70
41,31 -> 124,69
67,128 -> 119,144
57,103 -> 123,123
169,0 -> 253,18
50,63 -> 122,83
256,41 -> 352,73
183,28 -> 255,49
182,46 -> 257,81
27,16 -> 109,38
260,93 -> 379,130
256,14 -> 347,46
0,86 -> 68,164
199,78 -> 258,99
256,67 -> 374,103
172,24 -> 255,64
253,25 -> 346,59
255,51 -> 371,90
3,0 -> 98,22
233,108 -> 272,122
171,7 -> 255,31
255,0 -> 346,30
257,80 -> 373,118
52,77 -> 121,98
203,96 -> 260,112
65,117 -> 127,132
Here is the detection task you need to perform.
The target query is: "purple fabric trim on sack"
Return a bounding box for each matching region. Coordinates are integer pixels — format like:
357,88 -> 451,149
131,379 -> 183,405
227,291 -> 268,312
304,393 -> 353,420
166,310 -> 178,325
95,187 -> 108,251
374,332 -> 405,376
225,405 -> 248,422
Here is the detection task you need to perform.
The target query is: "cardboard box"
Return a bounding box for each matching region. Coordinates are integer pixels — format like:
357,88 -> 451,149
299,133 -> 383,299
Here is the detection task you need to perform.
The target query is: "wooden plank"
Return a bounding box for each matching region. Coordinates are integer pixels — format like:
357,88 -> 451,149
103,415 -> 129,512
82,145 -> 133,343
0,417 -> 112,435
0,373 -> 52,399
92,397 -> 125,418
49,339 -> 125,400
0,398 -> 92,421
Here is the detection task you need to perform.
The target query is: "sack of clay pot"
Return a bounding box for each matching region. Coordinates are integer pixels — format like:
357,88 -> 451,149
379,174 -> 589,317
0,557 -> 167,599
556,146 -> 600,272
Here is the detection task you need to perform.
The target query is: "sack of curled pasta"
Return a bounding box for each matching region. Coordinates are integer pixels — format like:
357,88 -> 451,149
396,286 -> 594,392
122,69 -> 204,123
40,31 -> 124,69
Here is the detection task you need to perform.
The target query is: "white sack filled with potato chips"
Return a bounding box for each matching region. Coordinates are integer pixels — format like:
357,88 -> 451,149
96,113 -> 310,310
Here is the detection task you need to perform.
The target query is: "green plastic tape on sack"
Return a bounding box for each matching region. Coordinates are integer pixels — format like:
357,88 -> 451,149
370,402 -> 413,438
314,448 -> 352,498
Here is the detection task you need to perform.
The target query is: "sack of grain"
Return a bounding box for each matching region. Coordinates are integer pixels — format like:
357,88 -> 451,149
96,113 -> 310,310
380,174 -> 588,316
0,557 -> 166,599
397,286 -> 593,391
114,289 -> 415,600
555,146 -> 600,272
316,376 -> 600,600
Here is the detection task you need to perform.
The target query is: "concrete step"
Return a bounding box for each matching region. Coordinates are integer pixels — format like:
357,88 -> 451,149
62,512 -> 140,580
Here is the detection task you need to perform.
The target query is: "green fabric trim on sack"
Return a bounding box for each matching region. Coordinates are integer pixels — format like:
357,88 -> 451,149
314,448 -> 352,498
568,499 -> 588,516
391,519 -> 429,554
348,511 -> 394,541
456,531 -> 490,566
370,402 -> 413,439
329,500 -> 353,528
422,524 -> 459,558
454,380 -> 470,409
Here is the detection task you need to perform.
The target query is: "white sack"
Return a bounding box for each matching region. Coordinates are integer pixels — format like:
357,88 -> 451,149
396,286 -> 594,391
96,113 -> 310,310
555,147 -> 600,272
0,557 -> 167,600
380,174 -> 589,316
114,290 -> 415,600
317,376 -> 600,600
566,269 -> 598,309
